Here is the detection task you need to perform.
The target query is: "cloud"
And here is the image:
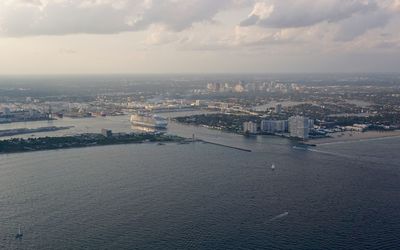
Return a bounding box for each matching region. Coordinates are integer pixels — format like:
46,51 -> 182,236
131,0 -> 235,31
240,0 -> 398,41
0,0 -> 137,36
0,0 -> 239,36
241,0 -> 378,28
334,7 -> 391,41
0,0 -> 399,54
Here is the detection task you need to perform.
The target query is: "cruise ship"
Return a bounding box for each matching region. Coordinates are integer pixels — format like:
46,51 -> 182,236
130,113 -> 168,129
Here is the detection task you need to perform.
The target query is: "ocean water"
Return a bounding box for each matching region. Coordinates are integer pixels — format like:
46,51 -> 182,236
1,116 -> 400,249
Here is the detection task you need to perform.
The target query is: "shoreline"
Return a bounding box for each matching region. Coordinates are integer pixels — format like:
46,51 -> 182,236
0,133 -> 185,155
175,120 -> 400,146
0,126 -> 73,137
309,130 -> 400,145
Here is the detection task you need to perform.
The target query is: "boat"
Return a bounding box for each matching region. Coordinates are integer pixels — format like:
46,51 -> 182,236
15,226 -> 23,239
271,163 -> 275,170
130,113 -> 168,129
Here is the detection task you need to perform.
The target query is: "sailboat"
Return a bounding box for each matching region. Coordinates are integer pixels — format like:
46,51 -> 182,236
271,163 -> 275,171
15,226 -> 23,239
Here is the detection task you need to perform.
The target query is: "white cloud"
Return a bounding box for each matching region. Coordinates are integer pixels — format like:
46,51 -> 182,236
240,0 -> 398,40
0,0 -> 399,58
0,0 -> 244,36
334,7 -> 391,41
241,0 -> 380,28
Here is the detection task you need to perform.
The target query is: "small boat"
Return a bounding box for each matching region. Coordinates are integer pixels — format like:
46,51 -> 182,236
15,226 -> 23,239
271,163 -> 275,170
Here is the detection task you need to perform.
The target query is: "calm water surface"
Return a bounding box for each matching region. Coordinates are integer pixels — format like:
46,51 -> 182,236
1,115 -> 400,249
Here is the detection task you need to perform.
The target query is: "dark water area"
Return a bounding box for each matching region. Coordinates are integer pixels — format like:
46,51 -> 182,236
1,114 -> 400,249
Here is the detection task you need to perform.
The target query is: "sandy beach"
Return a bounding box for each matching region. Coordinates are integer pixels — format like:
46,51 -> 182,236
310,130 -> 400,145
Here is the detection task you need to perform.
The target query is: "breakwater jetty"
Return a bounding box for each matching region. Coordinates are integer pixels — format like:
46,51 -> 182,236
197,139 -> 252,152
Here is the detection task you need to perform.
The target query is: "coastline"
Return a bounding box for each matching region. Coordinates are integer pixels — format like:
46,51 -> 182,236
0,126 -> 73,137
174,119 -> 400,146
309,130 -> 400,145
0,133 -> 185,155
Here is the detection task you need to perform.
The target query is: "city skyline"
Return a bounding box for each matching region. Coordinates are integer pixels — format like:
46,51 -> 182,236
0,0 -> 400,75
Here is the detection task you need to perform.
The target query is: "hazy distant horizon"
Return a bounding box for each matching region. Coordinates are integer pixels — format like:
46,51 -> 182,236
0,72 -> 400,77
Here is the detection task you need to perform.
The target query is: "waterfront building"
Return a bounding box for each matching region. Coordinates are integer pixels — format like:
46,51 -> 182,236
288,116 -> 310,139
261,120 -> 275,133
243,121 -> 258,134
276,120 -> 288,132
261,120 -> 288,133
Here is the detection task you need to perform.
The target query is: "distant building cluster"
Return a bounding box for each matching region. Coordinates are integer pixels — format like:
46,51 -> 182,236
243,115 -> 313,140
0,107 -> 50,123
207,102 -> 245,112
206,82 -> 302,93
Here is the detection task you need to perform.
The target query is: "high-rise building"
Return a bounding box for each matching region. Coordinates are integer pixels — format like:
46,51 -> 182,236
234,83 -> 245,93
288,116 -> 310,139
276,120 -> 288,132
261,120 -> 288,133
243,121 -> 258,134
261,120 -> 275,133
206,83 -> 221,92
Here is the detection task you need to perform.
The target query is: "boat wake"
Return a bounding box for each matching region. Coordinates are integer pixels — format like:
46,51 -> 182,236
307,148 -> 353,159
293,146 -> 355,159
269,211 -> 289,221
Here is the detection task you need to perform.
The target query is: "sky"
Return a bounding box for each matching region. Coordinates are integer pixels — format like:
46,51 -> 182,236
0,0 -> 399,74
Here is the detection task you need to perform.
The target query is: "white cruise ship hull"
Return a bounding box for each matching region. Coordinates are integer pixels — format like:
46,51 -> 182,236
130,114 -> 168,129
